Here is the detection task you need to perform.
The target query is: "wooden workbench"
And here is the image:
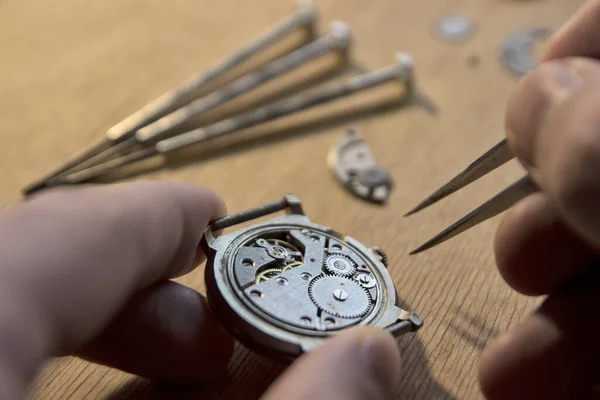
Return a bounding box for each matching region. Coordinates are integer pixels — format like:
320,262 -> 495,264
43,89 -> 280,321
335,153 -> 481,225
0,0 -> 582,398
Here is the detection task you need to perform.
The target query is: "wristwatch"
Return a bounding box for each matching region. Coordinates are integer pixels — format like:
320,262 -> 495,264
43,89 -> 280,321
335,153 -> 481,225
201,194 -> 422,360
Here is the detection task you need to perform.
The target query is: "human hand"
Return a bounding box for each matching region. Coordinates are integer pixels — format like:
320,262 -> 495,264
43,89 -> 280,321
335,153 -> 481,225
479,1 -> 600,398
0,181 -> 401,399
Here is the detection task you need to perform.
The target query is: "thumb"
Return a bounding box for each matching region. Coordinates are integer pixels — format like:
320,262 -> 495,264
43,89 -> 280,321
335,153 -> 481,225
261,327 -> 401,400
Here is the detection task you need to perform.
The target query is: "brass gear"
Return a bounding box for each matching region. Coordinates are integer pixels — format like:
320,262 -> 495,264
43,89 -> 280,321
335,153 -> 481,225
282,261 -> 303,273
255,268 -> 283,284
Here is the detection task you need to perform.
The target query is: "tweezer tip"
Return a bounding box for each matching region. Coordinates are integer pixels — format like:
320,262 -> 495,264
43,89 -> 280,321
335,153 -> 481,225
404,195 -> 439,217
404,206 -> 421,217
409,243 -> 431,255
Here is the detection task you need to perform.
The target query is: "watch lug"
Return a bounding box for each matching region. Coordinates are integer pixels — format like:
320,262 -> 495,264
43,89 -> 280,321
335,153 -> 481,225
284,194 -> 305,215
385,308 -> 423,337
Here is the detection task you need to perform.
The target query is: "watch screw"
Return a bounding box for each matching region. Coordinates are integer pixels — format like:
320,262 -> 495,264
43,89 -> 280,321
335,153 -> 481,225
333,289 -> 348,301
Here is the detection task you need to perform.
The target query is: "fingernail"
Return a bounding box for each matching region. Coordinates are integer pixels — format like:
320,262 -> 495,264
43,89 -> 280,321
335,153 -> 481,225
547,60 -> 582,97
359,328 -> 402,394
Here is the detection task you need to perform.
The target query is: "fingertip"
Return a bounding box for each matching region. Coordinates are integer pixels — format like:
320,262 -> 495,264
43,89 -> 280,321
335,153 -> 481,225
505,59 -> 583,174
178,183 -> 227,222
503,58 -> 600,252
116,181 -> 226,279
212,191 -> 228,220
478,316 -> 558,400
478,325 -> 518,400
263,326 -> 401,400
494,192 -> 595,296
478,303 -> 591,400
344,326 -> 403,389
494,194 -> 544,295
157,181 -> 225,220
189,186 -> 227,267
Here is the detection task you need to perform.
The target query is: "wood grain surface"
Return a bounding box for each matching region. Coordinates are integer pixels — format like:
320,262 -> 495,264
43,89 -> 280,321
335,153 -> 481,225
0,0 -> 583,398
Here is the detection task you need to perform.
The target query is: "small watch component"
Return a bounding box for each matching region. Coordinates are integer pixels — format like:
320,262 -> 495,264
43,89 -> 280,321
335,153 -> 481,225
202,195 -> 422,360
436,16 -> 475,42
308,275 -> 371,319
323,253 -> 356,277
328,129 -> 393,204
500,28 -> 553,77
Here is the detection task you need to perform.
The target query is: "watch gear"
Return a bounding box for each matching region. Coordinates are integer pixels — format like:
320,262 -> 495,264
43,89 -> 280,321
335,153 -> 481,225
255,268 -> 284,284
308,275 -> 372,319
324,253 -> 356,277
282,261 -> 303,273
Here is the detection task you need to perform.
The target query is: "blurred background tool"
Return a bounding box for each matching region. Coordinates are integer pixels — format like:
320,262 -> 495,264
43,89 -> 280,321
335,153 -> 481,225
48,20 -> 352,177
22,1 -> 318,194
328,128 -> 393,204
500,28 -> 554,77
134,21 -> 351,144
435,15 -> 475,42
41,53 -> 415,188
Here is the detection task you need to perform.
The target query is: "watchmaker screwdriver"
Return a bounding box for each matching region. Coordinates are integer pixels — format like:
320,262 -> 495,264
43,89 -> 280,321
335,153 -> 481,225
42,20 -> 351,180
39,53 -> 415,189
22,1 -> 317,195
136,21 -> 351,143
75,20 -> 352,170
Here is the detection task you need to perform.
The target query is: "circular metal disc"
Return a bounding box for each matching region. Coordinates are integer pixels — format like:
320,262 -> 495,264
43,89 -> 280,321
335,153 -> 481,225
500,28 -> 553,77
437,16 -> 474,41
324,253 -> 356,276
309,275 -> 371,319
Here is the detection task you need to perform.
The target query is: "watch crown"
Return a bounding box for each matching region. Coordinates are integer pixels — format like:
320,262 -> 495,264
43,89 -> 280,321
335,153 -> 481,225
373,247 -> 388,268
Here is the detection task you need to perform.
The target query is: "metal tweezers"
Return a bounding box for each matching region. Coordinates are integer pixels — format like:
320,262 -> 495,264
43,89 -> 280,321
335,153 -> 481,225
406,138 -> 539,254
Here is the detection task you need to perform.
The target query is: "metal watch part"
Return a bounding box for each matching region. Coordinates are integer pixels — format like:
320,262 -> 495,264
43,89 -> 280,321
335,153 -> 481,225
500,28 -> 553,77
201,195 -> 422,360
355,272 -> 377,289
436,16 -> 475,42
308,275 -> 372,318
323,253 -> 356,277
328,129 -> 393,204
